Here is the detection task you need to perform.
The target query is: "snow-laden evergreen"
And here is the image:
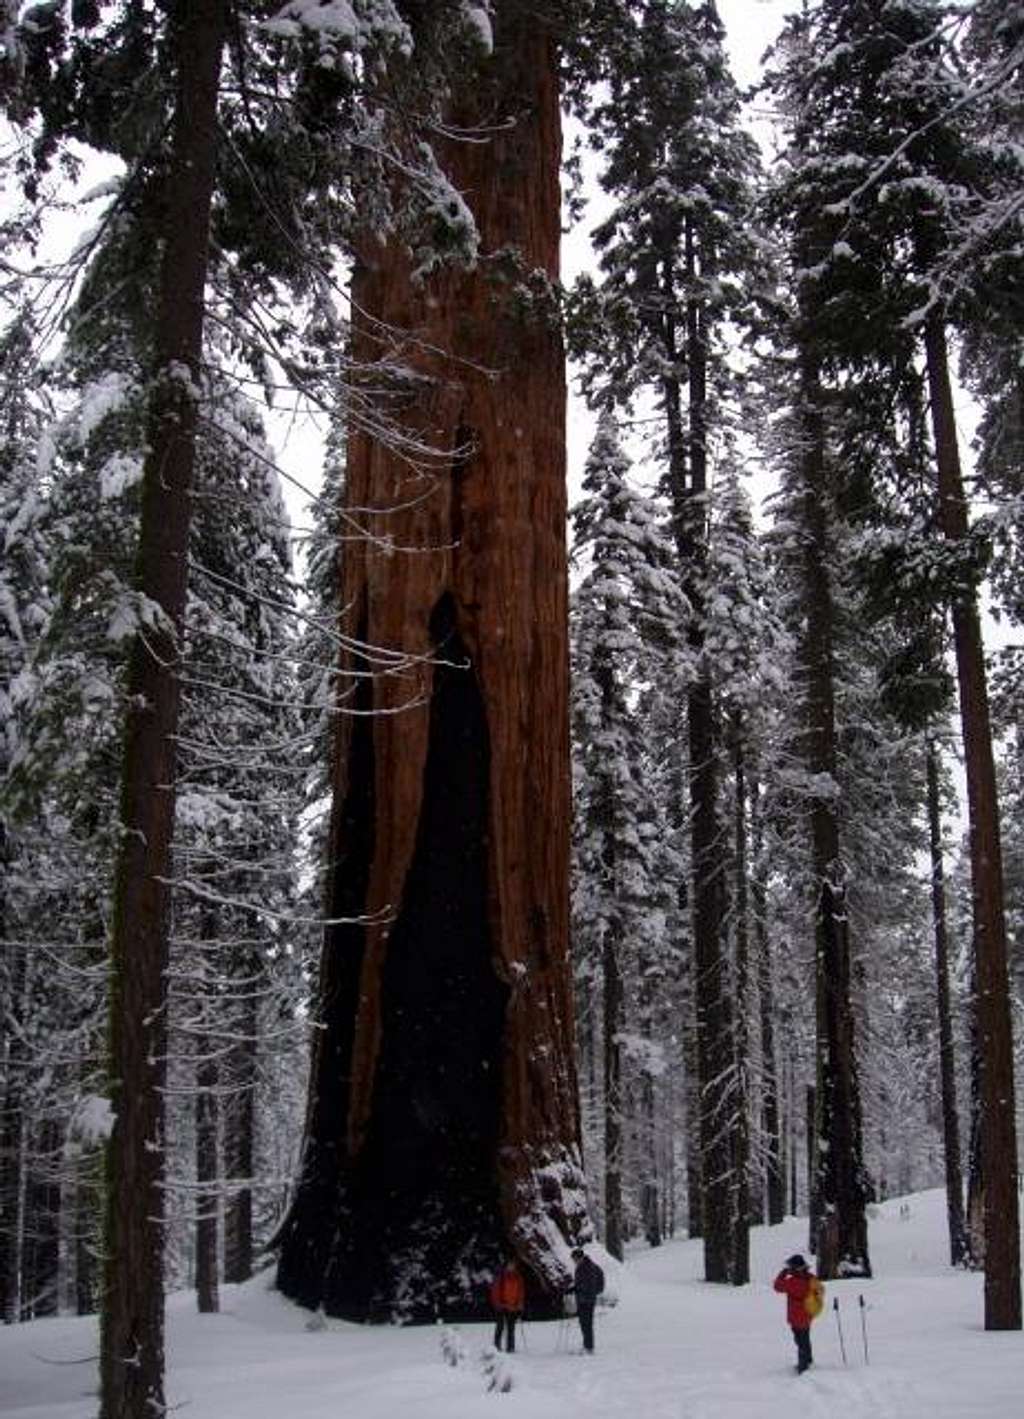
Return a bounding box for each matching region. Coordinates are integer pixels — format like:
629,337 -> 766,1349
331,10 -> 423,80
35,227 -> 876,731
570,410 -> 686,1256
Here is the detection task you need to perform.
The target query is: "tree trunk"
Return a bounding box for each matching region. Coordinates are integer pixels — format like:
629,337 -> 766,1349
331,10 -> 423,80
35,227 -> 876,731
967,1006 -> 985,1265
100,4 -> 227,1413
923,313 -> 1020,1329
602,921 -> 624,1262
0,930 -> 25,1323
731,732 -> 750,1285
276,7 -> 586,1322
752,776 -> 785,1225
806,1083 -> 816,1249
675,218 -> 730,1283
798,350 -> 870,1281
195,1044 -> 219,1315
638,945 -> 662,1248
21,1117 -> 60,1318
74,1138 -> 103,1316
223,945 -> 257,1285
925,740 -> 970,1268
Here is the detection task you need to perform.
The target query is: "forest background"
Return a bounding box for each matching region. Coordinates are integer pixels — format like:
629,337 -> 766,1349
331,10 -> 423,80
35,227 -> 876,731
2,3 -> 1024,1418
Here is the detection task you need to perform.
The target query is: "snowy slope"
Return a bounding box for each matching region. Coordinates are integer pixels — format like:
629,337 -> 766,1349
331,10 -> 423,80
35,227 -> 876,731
3,1189 -> 1022,1419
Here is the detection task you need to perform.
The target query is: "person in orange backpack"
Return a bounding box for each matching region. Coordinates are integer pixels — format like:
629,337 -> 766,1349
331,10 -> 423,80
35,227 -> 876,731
489,1256 -> 525,1352
773,1253 -> 822,1373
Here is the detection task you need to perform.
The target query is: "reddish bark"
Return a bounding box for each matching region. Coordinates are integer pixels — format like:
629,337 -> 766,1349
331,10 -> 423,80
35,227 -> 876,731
277,10 -> 587,1320
924,313 -> 1020,1329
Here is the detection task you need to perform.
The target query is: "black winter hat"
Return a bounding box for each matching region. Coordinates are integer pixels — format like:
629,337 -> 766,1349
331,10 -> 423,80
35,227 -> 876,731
786,1254 -> 807,1269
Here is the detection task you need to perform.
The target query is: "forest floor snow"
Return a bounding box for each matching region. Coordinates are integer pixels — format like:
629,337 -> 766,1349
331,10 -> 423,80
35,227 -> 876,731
3,1187 -> 1021,1419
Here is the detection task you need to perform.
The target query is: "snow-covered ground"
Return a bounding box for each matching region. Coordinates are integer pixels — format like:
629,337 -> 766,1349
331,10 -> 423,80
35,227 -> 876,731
4,1189 -> 1022,1419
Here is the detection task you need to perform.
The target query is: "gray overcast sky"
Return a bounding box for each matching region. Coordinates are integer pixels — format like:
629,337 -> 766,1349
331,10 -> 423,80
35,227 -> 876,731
718,0 -> 790,88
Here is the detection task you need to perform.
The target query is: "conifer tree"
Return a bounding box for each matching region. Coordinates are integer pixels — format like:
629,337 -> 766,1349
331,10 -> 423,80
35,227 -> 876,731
570,410 -> 685,1260
0,310 -> 53,1321
276,1 -> 592,1320
569,0 -> 764,1283
764,0 -> 1020,1325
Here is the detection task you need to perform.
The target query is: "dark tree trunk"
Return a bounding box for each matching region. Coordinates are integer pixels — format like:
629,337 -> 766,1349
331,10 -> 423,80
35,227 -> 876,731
100,4 -> 227,1413
74,1138 -> 103,1316
805,1083 -> 816,1250
730,732 -> 750,1285
602,919 -> 624,1262
21,1118 -> 60,1318
788,1056 -> 798,1218
798,351 -> 870,1281
683,1007 -> 703,1239
596,643 -> 625,1262
195,1044 -> 219,1314
638,945 -> 662,1248
223,945 -> 257,1285
640,1079 -> 661,1247
276,8 -> 585,1321
925,741 -> 970,1268
923,314 -> 1020,1329
752,777 -> 785,1226
0,931 -> 25,1323
670,218 -> 730,1283
967,1005 -> 985,1266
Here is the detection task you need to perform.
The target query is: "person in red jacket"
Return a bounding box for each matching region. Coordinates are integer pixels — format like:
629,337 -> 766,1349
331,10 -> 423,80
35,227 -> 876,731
773,1253 -> 818,1373
489,1257 -> 525,1353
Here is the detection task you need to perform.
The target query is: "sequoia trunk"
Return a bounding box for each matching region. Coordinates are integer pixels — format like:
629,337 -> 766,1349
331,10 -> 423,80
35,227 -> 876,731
276,6 -> 587,1322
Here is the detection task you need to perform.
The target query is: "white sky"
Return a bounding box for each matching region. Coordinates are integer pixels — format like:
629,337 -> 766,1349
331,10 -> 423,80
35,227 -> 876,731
718,0 -> 792,89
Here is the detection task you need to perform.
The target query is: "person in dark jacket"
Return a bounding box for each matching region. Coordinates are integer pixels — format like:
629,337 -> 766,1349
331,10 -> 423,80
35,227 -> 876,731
773,1253 -> 818,1373
569,1247 -> 604,1354
489,1257 -> 525,1352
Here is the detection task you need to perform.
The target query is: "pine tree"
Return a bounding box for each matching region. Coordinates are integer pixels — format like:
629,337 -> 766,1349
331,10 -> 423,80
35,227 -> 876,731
570,410 -> 685,1260
763,0 -> 1020,1325
569,0 -> 765,1283
0,309 -> 53,1321
703,466 -> 793,1280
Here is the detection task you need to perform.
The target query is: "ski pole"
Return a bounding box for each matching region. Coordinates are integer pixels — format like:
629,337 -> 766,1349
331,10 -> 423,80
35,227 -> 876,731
833,1296 -> 847,1365
519,1314 -> 528,1352
858,1294 -> 869,1364
556,1314 -> 570,1353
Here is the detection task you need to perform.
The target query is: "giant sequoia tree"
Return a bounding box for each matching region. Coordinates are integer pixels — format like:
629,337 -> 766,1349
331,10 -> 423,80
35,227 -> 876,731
275,3 -> 589,1321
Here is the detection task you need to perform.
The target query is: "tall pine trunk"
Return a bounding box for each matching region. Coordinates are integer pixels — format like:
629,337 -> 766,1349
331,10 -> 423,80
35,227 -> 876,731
21,1118 -> 60,1318
276,6 -> 586,1321
195,1023 -> 219,1315
667,219 -> 730,1281
100,5 -> 227,1412
798,350 -> 869,1280
926,740 -> 970,1268
597,641 -> 625,1263
0,932 -> 25,1322
730,732 -> 751,1285
923,315 -> 1020,1329
602,923 -> 624,1261
752,775 -> 785,1226
223,955 -> 257,1285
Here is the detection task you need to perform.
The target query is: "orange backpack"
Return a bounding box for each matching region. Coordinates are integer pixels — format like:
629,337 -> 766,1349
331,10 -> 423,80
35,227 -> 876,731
805,1277 -> 825,1321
